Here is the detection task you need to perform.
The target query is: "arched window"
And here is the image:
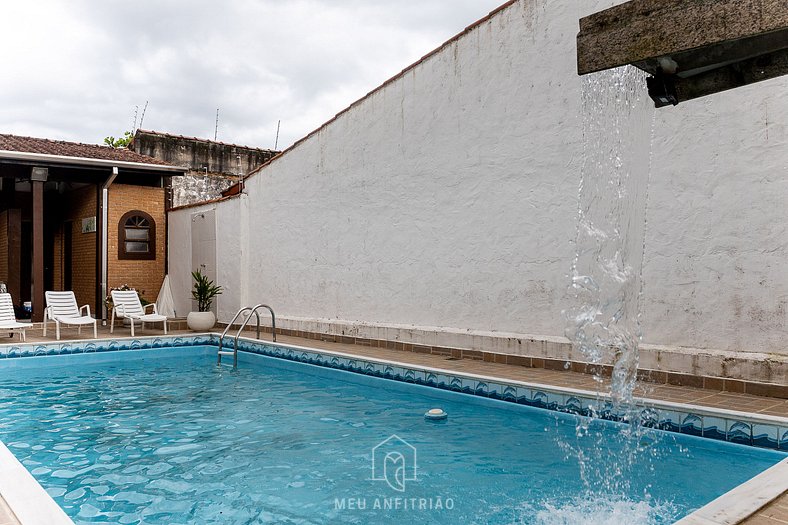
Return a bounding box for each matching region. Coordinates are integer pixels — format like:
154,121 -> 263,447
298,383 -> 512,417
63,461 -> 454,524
118,210 -> 156,260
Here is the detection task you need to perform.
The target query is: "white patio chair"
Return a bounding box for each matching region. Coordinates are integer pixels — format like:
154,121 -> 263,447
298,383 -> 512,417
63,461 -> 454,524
0,293 -> 28,341
43,291 -> 97,340
110,290 -> 168,337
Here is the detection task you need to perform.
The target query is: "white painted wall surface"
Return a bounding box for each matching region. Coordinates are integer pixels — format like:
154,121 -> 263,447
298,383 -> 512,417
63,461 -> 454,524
168,0 -> 788,355
169,199 -> 244,321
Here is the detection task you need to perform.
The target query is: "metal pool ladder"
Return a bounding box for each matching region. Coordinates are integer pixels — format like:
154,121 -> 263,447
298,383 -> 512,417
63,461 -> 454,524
218,304 -> 276,368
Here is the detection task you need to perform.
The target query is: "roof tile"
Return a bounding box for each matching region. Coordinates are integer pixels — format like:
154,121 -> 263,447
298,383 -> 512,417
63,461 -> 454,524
0,134 -> 173,166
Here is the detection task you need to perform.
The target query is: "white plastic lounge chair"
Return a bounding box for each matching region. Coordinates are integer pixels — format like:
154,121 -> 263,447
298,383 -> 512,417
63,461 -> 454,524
0,293 -> 28,341
110,290 -> 168,337
43,291 -> 97,340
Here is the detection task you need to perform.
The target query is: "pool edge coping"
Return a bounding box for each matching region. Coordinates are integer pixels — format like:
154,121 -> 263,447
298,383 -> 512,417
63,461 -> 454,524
673,458 -> 788,525
0,442 -> 73,525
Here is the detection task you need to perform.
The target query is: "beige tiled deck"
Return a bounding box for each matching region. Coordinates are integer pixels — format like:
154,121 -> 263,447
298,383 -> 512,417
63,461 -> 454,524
3,325 -> 787,524
744,492 -> 788,525
0,496 -> 19,525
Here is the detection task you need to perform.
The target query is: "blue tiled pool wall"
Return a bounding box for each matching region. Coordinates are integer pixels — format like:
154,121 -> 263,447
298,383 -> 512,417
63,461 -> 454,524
0,334 -> 785,451
0,335 -> 214,358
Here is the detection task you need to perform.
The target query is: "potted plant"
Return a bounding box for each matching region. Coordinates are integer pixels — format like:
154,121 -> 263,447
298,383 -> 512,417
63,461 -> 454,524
187,269 -> 223,331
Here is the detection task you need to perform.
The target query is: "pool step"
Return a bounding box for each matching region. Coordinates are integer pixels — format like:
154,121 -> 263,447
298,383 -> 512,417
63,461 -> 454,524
217,351 -> 235,357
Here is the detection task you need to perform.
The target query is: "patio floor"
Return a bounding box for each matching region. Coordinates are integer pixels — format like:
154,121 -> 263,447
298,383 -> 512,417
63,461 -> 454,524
749,494 -> 788,525
0,497 -> 16,525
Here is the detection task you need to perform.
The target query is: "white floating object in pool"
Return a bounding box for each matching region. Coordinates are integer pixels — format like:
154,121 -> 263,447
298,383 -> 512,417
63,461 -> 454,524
424,408 -> 448,421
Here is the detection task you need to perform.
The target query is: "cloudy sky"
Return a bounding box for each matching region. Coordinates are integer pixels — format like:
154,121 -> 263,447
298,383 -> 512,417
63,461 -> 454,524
1,0 -> 505,150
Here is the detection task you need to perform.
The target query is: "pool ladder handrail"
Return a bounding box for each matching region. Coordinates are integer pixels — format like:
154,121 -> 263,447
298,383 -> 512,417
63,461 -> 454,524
218,306 -> 258,365
217,304 -> 276,367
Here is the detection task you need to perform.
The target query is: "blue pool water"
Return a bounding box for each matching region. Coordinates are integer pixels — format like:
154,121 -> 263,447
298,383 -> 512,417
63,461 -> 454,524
0,346 -> 783,524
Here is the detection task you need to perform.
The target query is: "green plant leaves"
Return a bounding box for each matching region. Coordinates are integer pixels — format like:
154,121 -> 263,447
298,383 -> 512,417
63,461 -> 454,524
191,270 -> 223,312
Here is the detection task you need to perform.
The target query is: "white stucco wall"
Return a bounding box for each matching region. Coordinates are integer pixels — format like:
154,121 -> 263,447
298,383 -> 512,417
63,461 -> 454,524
168,0 -> 787,355
168,198 -> 244,321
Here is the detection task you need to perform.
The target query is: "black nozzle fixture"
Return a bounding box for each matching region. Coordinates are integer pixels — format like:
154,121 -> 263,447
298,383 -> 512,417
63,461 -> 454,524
647,69 -> 679,108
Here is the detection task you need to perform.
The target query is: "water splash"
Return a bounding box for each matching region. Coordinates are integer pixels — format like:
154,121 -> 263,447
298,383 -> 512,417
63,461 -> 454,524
484,492 -> 682,525
533,496 -> 681,525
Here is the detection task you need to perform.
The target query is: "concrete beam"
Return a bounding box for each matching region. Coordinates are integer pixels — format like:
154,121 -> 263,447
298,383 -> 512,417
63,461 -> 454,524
577,0 -> 788,106
577,0 -> 788,75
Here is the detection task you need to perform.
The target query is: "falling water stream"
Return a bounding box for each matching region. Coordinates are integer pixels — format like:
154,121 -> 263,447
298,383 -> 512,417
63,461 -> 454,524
568,65 -> 654,405
541,66 -> 675,524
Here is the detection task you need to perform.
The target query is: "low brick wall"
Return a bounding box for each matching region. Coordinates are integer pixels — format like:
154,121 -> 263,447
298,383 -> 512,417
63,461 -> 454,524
218,317 -> 788,399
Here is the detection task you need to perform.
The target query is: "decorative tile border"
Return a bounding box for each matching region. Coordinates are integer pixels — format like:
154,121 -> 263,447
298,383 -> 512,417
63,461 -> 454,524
0,334 -> 786,453
0,334 -> 214,359
225,336 -> 788,452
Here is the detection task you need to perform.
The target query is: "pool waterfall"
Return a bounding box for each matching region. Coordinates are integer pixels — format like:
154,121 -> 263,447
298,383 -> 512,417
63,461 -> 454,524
567,64 -> 655,406
554,64 -> 664,523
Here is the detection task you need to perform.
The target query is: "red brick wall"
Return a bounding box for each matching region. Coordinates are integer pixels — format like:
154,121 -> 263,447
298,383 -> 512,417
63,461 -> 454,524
107,184 -> 166,304
49,184 -> 166,313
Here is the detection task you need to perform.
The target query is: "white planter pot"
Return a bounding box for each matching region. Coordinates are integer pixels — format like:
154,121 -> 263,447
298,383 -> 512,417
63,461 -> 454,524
187,311 -> 216,331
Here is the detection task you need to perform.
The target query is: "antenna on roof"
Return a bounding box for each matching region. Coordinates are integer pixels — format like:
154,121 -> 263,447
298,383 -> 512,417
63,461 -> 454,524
274,120 -> 281,150
214,108 -> 219,141
132,105 -> 139,131
138,101 -> 149,130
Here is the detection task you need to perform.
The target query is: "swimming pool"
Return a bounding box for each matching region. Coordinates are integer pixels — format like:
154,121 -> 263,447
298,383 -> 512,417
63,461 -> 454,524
0,342 -> 784,524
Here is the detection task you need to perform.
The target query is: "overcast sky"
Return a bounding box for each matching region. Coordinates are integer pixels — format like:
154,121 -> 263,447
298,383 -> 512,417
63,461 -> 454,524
0,0 -> 505,150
